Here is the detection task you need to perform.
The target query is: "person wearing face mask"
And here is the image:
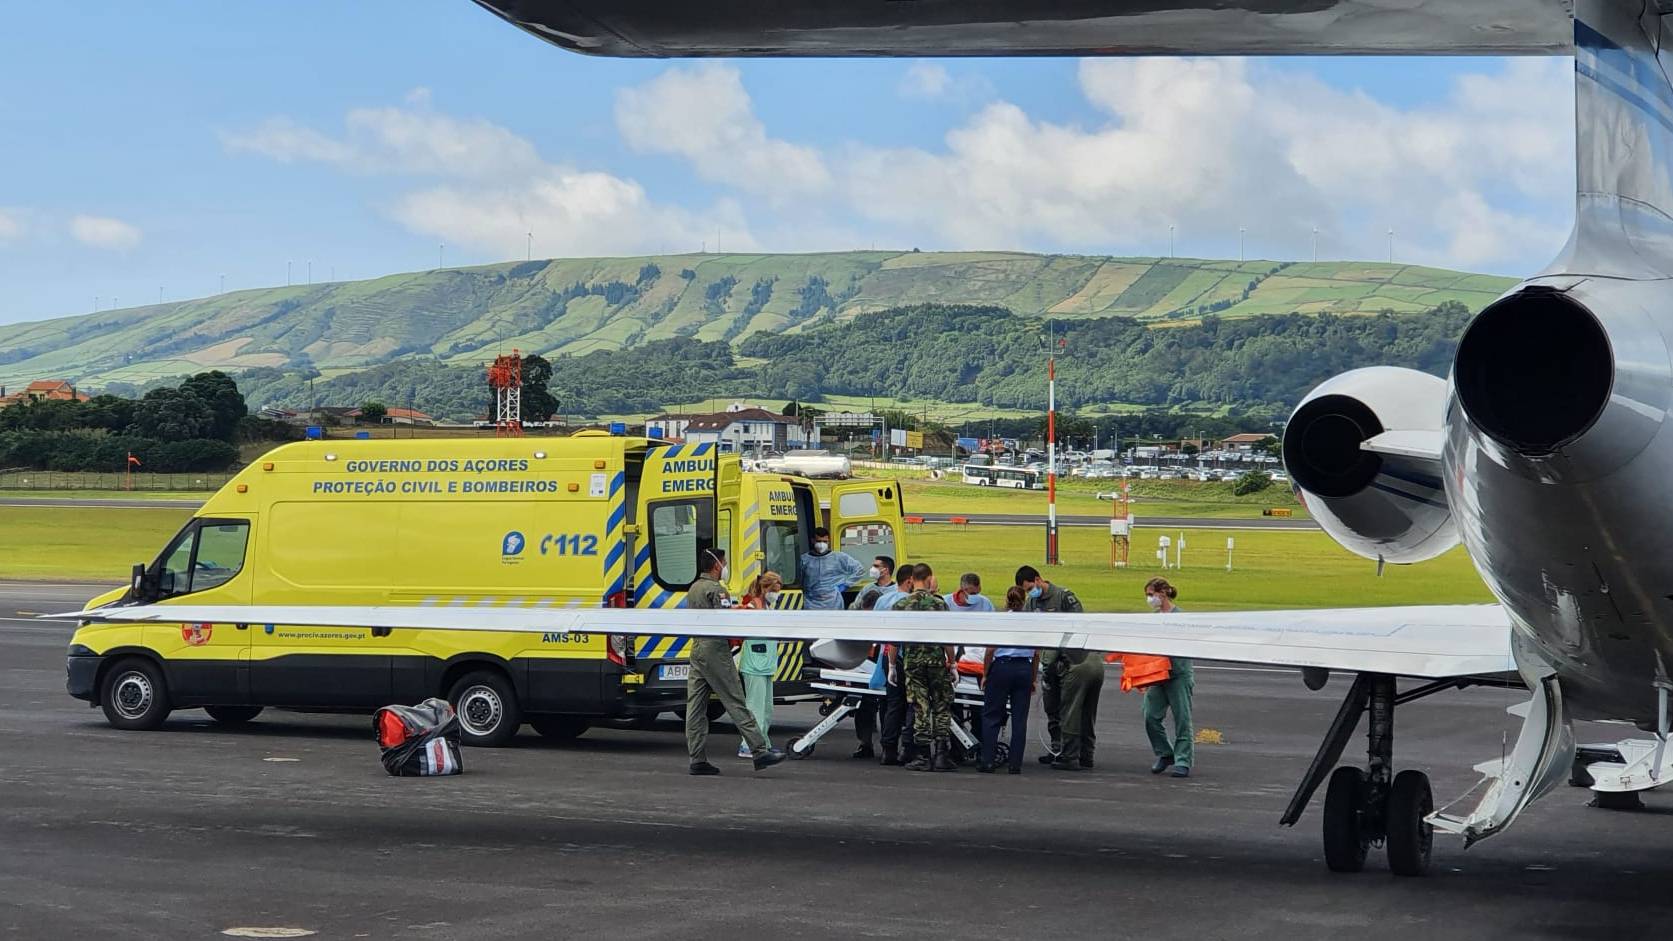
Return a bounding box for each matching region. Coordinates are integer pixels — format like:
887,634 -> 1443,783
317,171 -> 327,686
1141,577 -> 1196,778
875,563 -> 916,766
893,563 -> 956,772
683,548 -> 787,776
1015,565 -> 1085,764
735,571 -> 785,759
850,556 -> 898,760
799,526 -> 867,611
944,572 -> 995,613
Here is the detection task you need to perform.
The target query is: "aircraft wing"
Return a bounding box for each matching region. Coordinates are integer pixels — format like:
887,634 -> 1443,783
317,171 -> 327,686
470,0 -> 1575,58
63,603 -> 1514,679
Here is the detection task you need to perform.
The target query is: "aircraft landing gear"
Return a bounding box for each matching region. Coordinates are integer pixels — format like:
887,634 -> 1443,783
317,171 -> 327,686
1286,673 -> 1459,876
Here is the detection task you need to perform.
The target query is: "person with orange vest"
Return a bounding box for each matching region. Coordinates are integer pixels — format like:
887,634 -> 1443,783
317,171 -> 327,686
1141,577 -> 1196,778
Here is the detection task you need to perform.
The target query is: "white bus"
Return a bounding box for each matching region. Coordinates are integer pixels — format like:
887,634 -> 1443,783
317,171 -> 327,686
962,463 -> 997,486
994,465 -> 1046,490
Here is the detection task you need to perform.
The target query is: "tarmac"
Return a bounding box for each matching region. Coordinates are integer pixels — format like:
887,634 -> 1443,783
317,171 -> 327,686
2,580 -> 1669,940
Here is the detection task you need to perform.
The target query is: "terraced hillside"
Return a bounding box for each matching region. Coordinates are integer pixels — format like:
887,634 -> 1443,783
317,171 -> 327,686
0,251 -> 1514,386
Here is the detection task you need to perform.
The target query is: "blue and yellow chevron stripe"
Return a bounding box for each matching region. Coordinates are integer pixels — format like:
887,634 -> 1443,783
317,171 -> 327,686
601,470 -> 627,604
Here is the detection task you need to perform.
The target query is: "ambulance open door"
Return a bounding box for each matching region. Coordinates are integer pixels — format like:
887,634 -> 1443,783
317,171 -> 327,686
828,480 -> 905,570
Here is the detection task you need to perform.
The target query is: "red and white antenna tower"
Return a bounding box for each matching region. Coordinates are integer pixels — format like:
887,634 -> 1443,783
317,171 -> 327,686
488,349 -> 524,437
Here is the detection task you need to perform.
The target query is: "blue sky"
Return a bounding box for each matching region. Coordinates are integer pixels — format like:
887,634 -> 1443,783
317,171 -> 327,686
0,1 -> 1575,326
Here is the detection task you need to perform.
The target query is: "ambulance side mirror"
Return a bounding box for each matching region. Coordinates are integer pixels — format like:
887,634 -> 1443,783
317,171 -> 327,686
130,563 -> 160,603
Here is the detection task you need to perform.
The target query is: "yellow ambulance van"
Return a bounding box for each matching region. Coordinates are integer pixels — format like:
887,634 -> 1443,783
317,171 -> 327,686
66,433 -> 906,745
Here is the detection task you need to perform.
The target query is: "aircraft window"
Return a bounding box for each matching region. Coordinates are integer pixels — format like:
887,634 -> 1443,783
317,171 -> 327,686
649,499 -> 712,590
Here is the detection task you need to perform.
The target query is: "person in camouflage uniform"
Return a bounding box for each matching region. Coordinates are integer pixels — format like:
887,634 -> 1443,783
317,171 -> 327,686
893,563 -> 956,772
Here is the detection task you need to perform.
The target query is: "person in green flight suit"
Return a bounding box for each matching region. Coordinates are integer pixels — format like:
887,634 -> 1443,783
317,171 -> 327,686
683,548 -> 787,776
1016,565 -> 1087,765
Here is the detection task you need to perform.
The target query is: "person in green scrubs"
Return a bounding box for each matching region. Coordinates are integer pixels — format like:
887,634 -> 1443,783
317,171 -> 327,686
737,571 -> 784,758
1142,576 -> 1196,778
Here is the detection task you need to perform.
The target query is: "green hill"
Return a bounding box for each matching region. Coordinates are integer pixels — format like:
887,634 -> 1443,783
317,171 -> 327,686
0,251 -> 1515,388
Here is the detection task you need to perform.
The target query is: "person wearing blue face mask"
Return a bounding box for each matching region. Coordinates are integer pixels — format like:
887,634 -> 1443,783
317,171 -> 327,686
1015,565 -> 1085,764
800,526 -> 867,611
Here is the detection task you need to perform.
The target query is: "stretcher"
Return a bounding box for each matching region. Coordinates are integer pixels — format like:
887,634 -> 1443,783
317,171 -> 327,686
788,661 -> 1003,761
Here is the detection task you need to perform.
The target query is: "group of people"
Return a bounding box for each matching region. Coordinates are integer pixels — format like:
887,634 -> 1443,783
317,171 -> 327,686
680,528 -> 1198,781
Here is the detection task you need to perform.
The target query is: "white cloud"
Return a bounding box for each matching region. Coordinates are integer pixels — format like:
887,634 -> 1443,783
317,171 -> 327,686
838,57 -> 1572,271
228,97 -> 753,259
899,62 -> 952,99
224,100 -> 542,180
0,208 -> 22,242
614,63 -> 831,200
70,215 -> 142,250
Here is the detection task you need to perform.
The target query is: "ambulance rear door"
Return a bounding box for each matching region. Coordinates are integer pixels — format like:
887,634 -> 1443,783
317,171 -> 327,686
828,479 -> 905,572
630,443 -> 719,688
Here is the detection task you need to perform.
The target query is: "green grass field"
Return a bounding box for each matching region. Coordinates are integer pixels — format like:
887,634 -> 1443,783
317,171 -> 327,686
836,474 -> 1309,521
0,507 -> 1484,612
0,506 -> 192,581
904,524 -> 1488,612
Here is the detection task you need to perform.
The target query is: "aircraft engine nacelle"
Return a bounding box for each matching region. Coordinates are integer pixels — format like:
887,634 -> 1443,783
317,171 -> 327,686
1452,280 -> 1672,482
1282,367 -> 1458,564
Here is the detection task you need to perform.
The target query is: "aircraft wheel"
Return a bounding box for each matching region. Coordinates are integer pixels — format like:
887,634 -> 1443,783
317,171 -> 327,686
1322,766 -> 1369,873
1385,770 -> 1434,877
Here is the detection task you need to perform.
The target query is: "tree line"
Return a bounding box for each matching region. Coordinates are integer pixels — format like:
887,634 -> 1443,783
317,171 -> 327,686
210,300 -> 1472,430
0,371 -> 293,472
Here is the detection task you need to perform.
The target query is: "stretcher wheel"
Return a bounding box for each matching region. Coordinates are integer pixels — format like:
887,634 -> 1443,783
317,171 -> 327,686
790,741 -> 815,759
994,743 -> 1010,765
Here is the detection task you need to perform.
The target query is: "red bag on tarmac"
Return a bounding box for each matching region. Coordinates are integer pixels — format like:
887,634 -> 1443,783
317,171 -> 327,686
373,697 -> 464,777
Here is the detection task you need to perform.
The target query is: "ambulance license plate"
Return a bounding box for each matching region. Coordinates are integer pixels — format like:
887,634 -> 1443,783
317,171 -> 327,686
659,664 -> 690,680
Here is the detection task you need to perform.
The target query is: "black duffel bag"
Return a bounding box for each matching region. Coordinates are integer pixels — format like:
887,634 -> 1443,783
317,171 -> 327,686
374,697 -> 465,777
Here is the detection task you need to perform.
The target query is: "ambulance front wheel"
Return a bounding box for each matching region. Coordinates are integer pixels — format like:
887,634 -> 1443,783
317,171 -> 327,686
449,670 -> 522,747
99,657 -> 172,731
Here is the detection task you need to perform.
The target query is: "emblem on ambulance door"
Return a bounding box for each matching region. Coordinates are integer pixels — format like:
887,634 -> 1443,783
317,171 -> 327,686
182,622 -> 213,646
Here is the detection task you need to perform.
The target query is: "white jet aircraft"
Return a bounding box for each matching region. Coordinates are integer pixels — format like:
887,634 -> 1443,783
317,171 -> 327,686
68,0 -> 1673,876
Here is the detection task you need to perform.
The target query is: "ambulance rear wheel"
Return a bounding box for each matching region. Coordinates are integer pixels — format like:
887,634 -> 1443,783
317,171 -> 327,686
449,670 -> 522,747
205,705 -> 263,725
100,657 -> 172,731
530,716 -> 591,741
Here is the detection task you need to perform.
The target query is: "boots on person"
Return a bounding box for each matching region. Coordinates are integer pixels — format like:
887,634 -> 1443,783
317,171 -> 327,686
932,739 -> 957,772
879,742 -> 901,766
904,747 -> 932,772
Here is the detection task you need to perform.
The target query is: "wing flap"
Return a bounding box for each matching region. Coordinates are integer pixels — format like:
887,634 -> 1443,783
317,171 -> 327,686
62,603 -> 1514,679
